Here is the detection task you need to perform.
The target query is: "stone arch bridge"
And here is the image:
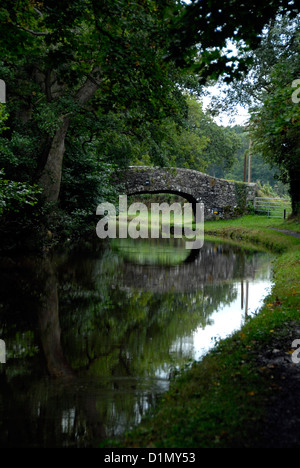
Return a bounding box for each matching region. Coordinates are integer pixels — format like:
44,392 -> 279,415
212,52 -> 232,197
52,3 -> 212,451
113,166 -> 256,219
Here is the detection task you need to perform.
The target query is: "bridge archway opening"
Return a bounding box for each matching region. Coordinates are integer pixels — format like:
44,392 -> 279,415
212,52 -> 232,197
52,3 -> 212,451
127,190 -> 198,218
125,190 -> 201,261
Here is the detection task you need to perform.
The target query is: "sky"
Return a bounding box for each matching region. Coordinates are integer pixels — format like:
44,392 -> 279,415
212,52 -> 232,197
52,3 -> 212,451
201,39 -> 251,127
202,86 -> 250,127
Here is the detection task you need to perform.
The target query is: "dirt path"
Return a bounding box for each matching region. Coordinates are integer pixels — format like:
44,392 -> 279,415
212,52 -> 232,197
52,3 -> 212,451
248,322 -> 300,448
269,228 -> 300,238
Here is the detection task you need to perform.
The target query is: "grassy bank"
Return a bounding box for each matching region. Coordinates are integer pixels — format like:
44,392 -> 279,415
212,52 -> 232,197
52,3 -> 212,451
102,215 -> 300,448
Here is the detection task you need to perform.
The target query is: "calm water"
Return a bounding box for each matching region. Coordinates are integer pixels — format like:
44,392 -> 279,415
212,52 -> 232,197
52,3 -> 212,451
0,237 -> 272,448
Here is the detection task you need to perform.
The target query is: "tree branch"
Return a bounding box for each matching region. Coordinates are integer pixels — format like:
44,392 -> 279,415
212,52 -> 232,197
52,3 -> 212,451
17,25 -> 49,36
75,67 -> 102,105
33,7 -> 44,18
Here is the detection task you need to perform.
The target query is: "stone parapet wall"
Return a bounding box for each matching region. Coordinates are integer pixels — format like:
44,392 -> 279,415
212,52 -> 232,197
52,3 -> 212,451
114,166 -> 257,219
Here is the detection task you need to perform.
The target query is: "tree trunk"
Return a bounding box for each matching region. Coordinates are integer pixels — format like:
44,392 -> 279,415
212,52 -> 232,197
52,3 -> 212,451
38,69 -> 101,203
37,257 -> 75,378
289,172 -> 300,217
38,117 -> 70,203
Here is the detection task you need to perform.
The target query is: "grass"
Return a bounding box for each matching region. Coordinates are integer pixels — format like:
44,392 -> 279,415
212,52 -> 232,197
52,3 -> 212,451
204,215 -> 300,253
101,215 -> 300,449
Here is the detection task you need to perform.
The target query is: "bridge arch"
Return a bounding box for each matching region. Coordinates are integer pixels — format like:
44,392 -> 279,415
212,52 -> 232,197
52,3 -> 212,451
126,188 -> 198,214
113,166 -> 256,219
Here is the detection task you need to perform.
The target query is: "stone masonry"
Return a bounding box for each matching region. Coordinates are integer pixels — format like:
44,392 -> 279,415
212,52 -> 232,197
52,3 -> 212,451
114,166 -> 257,219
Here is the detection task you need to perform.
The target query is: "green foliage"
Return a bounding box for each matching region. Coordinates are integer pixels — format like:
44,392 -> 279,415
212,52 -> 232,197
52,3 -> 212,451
256,181 -> 282,198
224,127 -> 274,182
233,182 -> 249,213
145,96 -> 242,174
207,13 -> 300,214
168,0 -> 298,81
0,1 -> 192,212
0,105 -> 9,134
1,0 -> 297,245
0,169 -> 42,215
193,110 -> 241,177
249,65 -> 300,214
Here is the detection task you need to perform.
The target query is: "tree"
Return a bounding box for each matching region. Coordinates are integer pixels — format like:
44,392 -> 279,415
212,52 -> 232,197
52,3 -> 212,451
134,97 -> 211,171
206,12 -> 300,215
186,98 -> 241,177
249,67 -> 300,215
206,12 -> 300,113
0,0 -> 183,203
168,0 -> 299,82
128,96 -> 242,177
223,127 -> 271,183
0,0 -> 297,211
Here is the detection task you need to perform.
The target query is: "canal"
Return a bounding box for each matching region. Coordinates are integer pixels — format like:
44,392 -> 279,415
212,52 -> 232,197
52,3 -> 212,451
0,237 -> 273,447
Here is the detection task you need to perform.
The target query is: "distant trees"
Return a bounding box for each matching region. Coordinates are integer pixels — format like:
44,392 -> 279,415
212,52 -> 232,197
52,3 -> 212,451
0,0 -> 298,232
207,12 -> 300,215
222,126 -> 289,196
172,97 -> 242,177
249,45 -> 300,215
134,96 -> 241,176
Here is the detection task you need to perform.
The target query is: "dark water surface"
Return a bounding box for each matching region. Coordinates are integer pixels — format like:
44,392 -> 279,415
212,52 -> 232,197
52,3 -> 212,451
0,238 -> 273,447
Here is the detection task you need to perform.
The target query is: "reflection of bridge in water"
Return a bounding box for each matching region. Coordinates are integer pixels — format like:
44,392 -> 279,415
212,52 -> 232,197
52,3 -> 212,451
114,243 -> 266,294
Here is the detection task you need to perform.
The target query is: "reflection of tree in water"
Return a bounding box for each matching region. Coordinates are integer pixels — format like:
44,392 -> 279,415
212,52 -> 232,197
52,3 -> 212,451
57,243 -> 242,378
0,241 -> 271,447
61,284 -> 237,373
0,254 -> 118,447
